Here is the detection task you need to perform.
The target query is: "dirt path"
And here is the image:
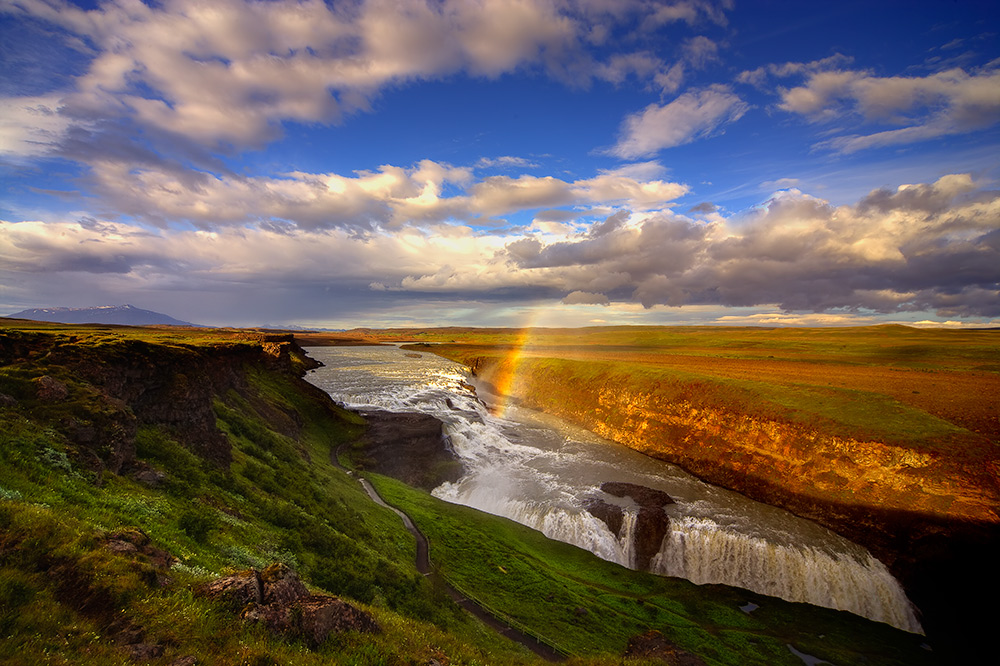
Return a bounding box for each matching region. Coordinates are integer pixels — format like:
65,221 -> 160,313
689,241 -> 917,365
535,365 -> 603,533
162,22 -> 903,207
333,448 -> 567,662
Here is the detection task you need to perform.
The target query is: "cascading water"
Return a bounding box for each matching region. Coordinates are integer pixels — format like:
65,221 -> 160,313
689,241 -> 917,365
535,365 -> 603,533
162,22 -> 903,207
305,345 -> 923,634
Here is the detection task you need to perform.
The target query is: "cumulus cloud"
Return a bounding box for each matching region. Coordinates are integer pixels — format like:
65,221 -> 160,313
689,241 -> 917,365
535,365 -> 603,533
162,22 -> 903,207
766,62 -> 1000,152
480,174 -> 999,317
76,158 -> 687,230
611,85 -> 748,158
0,0 -> 734,156
4,173 -> 998,319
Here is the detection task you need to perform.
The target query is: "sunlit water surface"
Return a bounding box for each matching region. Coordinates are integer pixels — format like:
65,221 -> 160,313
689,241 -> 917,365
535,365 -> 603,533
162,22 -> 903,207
305,345 -> 922,633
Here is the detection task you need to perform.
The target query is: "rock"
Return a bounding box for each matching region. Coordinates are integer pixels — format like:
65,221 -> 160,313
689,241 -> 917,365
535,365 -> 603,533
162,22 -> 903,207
624,630 -> 706,665
354,410 -> 464,490
204,564 -> 380,648
242,596 -> 380,646
196,570 -> 261,611
293,595 -> 380,646
104,528 -> 176,571
582,495 -> 625,536
125,643 -> 164,661
131,463 -> 167,488
35,375 -> 69,401
260,563 -> 309,606
601,482 -> 675,509
586,482 -> 674,571
0,392 -> 17,407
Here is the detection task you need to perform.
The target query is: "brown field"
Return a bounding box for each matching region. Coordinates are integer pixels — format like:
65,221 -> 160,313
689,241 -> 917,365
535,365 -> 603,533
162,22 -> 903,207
298,324 -> 1000,446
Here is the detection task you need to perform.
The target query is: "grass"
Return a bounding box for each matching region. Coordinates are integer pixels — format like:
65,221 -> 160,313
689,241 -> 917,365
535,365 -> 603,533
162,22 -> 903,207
0,320 -> 959,664
370,474 -> 935,666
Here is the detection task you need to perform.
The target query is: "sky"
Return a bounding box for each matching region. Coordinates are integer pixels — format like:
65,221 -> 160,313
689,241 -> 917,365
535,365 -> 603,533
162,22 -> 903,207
1,0 -> 998,329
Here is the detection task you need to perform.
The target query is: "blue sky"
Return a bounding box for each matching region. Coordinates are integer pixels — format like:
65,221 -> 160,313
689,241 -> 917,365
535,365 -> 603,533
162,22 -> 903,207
1,0 -> 998,328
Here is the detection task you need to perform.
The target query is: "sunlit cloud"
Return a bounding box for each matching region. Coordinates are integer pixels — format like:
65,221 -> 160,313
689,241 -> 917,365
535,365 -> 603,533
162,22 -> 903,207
742,56 -> 1000,153
610,85 -> 748,158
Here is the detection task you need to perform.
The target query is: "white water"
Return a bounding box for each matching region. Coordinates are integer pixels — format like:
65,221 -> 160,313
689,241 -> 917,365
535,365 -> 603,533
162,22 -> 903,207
305,345 -> 922,633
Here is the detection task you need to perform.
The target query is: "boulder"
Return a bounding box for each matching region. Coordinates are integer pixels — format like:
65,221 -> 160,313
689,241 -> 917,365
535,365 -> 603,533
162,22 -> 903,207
196,570 -> 261,611
260,562 -> 309,606
202,564 -> 380,648
35,375 -> 69,401
624,630 -> 705,665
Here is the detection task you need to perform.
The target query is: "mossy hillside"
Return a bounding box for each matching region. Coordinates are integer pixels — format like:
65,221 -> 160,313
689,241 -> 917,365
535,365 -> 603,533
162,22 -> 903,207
0,501 -> 536,666
371,475 -> 934,666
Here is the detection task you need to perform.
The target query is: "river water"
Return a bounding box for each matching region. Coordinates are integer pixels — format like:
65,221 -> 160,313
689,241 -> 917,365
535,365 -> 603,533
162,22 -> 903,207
305,345 -> 922,633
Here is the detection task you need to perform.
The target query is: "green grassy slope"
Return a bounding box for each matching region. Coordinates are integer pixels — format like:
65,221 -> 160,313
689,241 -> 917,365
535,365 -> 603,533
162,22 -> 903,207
371,475 -> 933,666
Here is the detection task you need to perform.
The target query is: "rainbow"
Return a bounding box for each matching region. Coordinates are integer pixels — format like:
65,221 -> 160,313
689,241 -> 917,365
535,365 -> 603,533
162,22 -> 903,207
490,322 -> 537,418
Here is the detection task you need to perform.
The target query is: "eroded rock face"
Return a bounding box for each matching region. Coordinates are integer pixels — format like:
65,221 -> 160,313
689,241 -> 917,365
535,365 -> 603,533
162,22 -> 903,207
197,564 -> 380,648
0,330 -> 321,474
354,410 -> 464,491
584,482 -> 674,571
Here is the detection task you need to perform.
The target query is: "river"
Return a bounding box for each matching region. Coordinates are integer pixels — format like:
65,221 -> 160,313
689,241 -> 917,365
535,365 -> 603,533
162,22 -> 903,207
305,345 -> 922,634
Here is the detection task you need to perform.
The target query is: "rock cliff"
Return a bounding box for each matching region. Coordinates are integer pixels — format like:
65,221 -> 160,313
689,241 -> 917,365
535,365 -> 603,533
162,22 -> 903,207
459,354 -> 1000,658
0,330 -> 320,474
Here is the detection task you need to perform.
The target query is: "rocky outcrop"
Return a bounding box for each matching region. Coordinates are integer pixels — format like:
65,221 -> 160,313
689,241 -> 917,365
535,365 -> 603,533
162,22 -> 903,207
197,563 -> 380,647
352,410 -> 463,490
0,330 -> 318,474
624,630 -> 706,665
584,482 -> 674,570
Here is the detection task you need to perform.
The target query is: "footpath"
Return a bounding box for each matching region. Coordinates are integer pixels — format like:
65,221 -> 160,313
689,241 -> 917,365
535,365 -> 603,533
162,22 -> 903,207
332,447 -> 568,661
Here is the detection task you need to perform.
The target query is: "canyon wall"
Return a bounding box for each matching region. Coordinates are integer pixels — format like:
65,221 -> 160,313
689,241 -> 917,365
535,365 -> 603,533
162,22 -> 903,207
451,353 -> 1000,656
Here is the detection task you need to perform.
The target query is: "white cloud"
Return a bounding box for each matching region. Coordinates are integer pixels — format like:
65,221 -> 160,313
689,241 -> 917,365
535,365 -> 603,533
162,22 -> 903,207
611,85 -> 748,158
476,155 -> 541,169
1,0 -> 730,152
80,159 -> 687,229
0,95 -> 75,157
4,173 -> 998,320
775,66 -> 1000,152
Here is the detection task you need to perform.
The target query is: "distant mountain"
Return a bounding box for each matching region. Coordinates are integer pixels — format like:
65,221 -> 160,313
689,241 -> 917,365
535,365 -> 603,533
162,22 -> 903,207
5,304 -> 196,327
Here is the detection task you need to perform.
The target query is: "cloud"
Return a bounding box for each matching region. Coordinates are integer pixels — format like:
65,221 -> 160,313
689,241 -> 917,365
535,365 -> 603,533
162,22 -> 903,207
774,65 -> 1000,152
610,85 -> 748,158
681,35 -> 719,69
476,155 -> 541,169
1,0 -> 733,156
485,174 -> 1000,317
562,290 -> 609,305
4,173 -> 998,319
0,95 -> 76,157
74,158 -> 686,230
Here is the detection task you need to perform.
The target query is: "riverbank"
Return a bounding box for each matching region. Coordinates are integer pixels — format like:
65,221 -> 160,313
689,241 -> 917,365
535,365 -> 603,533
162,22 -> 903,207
314,324 -> 1000,662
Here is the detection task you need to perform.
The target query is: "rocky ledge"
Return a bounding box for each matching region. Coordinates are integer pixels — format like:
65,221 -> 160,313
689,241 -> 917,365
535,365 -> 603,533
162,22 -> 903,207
352,410 -> 464,490
196,563 -> 379,648
583,482 -> 674,570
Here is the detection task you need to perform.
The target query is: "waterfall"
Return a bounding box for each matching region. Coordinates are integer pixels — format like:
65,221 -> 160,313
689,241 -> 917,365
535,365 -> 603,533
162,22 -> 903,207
304,345 -> 924,635
650,516 -> 923,633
